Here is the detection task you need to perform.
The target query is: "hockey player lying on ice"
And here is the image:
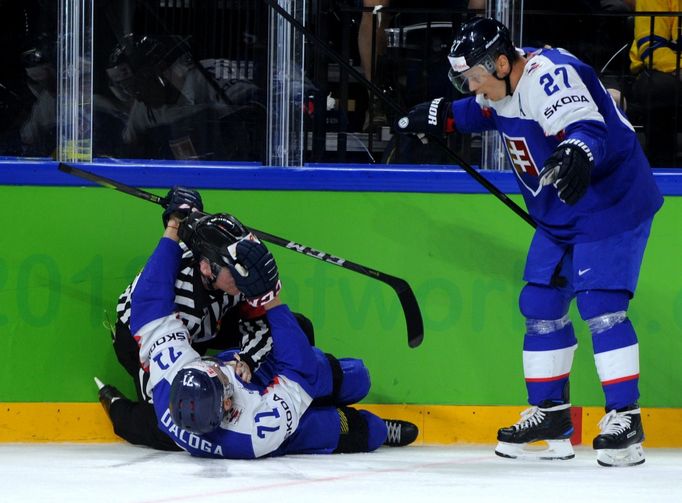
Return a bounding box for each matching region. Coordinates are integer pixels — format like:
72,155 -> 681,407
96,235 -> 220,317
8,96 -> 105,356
396,17 -> 662,467
98,188 -> 416,452
127,211 -> 417,458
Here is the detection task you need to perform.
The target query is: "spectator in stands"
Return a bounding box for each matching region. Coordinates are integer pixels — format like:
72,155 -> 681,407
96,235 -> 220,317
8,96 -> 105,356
357,1 -> 484,131
629,0 -> 682,167
357,0 -> 392,130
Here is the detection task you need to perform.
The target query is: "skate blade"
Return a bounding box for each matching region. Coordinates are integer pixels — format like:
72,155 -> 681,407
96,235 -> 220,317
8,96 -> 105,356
596,443 -> 645,467
495,439 -> 575,461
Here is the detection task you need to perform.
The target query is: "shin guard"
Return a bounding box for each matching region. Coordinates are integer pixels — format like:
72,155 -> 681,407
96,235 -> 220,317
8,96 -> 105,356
519,284 -> 576,405
334,406 -> 373,453
577,290 -> 639,411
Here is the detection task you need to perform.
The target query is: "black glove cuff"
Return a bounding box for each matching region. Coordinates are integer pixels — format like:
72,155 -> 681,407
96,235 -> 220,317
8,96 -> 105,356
559,138 -> 594,166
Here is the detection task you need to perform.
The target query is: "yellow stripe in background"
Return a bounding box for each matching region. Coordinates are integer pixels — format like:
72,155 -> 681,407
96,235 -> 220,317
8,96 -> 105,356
1,403 -> 681,447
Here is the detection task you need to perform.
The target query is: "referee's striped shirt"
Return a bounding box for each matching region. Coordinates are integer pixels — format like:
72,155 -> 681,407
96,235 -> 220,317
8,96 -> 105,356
116,245 -> 273,370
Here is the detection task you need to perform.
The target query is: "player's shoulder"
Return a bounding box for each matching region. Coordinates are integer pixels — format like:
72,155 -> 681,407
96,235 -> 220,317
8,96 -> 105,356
520,48 -> 588,98
527,47 -> 586,72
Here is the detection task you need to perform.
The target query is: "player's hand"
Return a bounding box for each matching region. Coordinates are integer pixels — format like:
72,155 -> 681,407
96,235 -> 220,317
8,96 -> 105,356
540,140 -> 593,205
177,210 -> 207,247
226,239 -> 281,307
394,97 -> 455,141
162,187 -> 203,227
233,354 -> 252,383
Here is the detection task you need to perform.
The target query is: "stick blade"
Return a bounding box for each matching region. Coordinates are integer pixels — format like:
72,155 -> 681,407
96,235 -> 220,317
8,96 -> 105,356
394,282 -> 424,348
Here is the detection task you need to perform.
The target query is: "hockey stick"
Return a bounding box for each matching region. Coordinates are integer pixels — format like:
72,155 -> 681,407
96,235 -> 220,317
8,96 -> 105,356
57,163 -> 424,348
263,0 -> 536,229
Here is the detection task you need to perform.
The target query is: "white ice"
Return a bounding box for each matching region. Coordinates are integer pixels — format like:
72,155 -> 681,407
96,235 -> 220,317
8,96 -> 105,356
1,444 -> 681,503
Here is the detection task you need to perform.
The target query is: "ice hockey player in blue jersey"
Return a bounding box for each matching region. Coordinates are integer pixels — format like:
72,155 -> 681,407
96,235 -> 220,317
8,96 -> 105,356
396,17 -> 663,467
130,211 -> 417,458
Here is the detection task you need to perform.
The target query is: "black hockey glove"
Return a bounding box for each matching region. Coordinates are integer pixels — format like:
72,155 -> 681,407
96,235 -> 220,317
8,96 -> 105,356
226,239 -> 281,307
162,186 -> 204,227
394,97 -> 454,139
539,139 -> 594,205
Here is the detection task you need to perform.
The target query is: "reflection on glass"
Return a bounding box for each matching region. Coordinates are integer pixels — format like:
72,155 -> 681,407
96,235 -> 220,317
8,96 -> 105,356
92,1 -> 268,162
0,1 -> 58,158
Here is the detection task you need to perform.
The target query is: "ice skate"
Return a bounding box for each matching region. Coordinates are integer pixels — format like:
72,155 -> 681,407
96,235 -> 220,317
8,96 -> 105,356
593,405 -> 645,467
384,419 -> 418,447
495,401 -> 575,460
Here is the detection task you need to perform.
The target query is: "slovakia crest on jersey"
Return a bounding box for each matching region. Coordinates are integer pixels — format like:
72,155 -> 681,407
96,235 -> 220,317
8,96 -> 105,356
502,133 -> 542,196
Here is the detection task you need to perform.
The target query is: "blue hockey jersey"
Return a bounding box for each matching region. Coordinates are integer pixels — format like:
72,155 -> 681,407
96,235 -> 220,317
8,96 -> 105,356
452,47 -> 663,243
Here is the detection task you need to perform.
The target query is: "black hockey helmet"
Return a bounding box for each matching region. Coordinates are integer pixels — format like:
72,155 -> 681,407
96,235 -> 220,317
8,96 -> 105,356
180,212 -> 252,275
169,357 -> 234,434
447,17 -> 516,94
105,33 -> 190,106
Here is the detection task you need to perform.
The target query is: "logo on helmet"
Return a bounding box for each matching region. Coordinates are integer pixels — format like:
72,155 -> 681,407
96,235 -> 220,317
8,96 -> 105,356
398,117 -> 410,129
448,55 -> 470,73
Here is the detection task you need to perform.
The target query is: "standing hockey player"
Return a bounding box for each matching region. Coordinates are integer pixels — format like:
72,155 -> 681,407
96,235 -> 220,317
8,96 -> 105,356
127,211 -> 416,458
396,17 -> 662,466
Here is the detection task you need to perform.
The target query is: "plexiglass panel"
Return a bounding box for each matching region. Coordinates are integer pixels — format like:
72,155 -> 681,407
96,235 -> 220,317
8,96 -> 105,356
90,0 -> 268,162
0,1 -> 59,157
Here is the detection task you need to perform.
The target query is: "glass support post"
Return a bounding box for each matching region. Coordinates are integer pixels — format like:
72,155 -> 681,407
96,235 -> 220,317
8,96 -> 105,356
57,0 -> 94,162
481,0 -> 519,171
267,0 -> 307,167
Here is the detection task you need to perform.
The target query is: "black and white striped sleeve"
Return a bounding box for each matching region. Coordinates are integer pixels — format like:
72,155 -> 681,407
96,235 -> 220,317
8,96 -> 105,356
238,315 -> 273,372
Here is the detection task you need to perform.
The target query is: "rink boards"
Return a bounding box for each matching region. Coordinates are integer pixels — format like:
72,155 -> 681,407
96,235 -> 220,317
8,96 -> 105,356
1,160 -> 681,443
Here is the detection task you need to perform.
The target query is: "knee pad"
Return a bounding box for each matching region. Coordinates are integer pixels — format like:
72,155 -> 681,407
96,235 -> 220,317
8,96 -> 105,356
312,355 -> 371,406
336,358 -> 371,405
576,290 -> 630,320
519,283 -> 571,320
576,290 -> 630,335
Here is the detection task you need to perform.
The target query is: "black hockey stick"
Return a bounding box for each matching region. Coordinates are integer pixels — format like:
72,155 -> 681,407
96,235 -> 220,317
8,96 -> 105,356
58,163 -> 424,348
263,0 -> 536,229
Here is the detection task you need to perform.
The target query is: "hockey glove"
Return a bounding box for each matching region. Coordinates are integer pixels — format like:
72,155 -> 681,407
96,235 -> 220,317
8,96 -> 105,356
539,139 -> 593,205
394,97 -> 455,140
226,239 -> 281,308
162,186 -> 204,227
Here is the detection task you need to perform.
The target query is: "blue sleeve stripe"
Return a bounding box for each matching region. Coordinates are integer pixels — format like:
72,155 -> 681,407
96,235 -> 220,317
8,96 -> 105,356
130,237 -> 182,334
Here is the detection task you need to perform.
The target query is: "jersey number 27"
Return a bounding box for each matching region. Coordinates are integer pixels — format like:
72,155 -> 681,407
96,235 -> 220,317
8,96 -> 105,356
540,67 -> 570,96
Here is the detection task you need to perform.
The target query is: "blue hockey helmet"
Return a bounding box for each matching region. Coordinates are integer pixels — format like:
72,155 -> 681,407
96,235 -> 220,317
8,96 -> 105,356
447,17 -> 516,94
169,357 -> 234,434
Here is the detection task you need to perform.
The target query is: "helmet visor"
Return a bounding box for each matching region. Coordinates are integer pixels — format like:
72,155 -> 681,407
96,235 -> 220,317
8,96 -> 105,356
447,54 -> 497,94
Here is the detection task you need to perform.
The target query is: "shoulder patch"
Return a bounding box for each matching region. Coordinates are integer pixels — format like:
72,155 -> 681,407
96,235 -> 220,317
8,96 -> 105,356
526,60 -> 542,75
